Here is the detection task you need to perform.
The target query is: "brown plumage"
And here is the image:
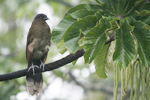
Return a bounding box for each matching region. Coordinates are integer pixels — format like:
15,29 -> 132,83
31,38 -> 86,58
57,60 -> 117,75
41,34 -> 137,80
26,14 -> 51,95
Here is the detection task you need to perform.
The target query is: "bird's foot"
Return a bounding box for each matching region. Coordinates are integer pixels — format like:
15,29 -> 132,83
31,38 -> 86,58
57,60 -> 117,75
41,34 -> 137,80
28,63 -> 39,75
40,60 -> 45,71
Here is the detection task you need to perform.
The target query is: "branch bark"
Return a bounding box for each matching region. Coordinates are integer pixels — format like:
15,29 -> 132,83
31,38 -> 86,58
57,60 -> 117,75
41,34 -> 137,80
0,49 -> 84,81
0,33 -> 115,81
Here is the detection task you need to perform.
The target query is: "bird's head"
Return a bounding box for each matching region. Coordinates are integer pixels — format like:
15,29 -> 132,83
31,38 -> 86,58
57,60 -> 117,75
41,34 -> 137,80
34,14 -> 49,21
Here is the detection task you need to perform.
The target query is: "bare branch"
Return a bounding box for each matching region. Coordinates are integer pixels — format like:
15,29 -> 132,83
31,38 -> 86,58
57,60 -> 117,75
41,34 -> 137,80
0,49 -> 84,81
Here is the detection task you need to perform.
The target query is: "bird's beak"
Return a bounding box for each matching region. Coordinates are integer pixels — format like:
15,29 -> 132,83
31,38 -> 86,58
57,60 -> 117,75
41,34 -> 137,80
44,17 -> 49,20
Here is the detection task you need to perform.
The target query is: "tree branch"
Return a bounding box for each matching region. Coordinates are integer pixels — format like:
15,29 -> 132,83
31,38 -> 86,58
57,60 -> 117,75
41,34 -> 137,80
0,49 -> 84,81
0,33 -> 115,81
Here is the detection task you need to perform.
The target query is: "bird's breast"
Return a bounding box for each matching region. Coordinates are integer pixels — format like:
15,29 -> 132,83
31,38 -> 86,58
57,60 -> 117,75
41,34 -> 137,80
28,38 -> 50,59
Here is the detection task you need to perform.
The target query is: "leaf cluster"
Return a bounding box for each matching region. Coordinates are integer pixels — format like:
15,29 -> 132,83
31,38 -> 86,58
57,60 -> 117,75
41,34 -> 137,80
52,0 -> 150,78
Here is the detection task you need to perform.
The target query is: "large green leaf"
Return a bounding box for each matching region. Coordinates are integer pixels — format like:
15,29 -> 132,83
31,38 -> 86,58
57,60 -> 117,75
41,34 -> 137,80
64,4 -> 102,17
96,0 -> 137,17
83,18 -> 110,63
94,43 -> 111,78
64,12 -> 102,53
135,2 -> 150,13
52,4 -> 102,43
113,19 -> 135,69
133,21 -> 150,67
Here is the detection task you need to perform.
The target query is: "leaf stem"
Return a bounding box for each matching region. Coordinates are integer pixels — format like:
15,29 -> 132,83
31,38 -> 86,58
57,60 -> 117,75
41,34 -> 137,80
121,69 -> 126,100
114,64 -> 119,100
140,62 -> 145,100
130,62 -> 134,100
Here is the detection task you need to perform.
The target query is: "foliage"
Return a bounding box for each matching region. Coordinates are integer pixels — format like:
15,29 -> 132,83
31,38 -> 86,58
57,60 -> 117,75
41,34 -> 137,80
1,0 -> 150,99
52,0 -> 150,99
52,0 -> 150,76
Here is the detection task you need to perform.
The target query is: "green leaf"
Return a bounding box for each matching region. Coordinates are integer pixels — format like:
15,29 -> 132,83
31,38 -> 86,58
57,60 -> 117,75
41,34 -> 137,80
135,2 -> 150,17
72,59 -> 78,65
95,0 -> 137,17
133,21 -> 150,67
94,43 -> 111,78
107,17 -> 120,33
113,19 -> 135,69
65,4 -> 102,17
134,0 -> 144,7
78,36 -> 85,47
57,40 -> 67,54
135,16 -> 150,26
135,2 -> 150,26
64,12 -> 102,53
127,17 -> 136,26
83,18 -> 110,63
52,4 -> 102,43
135,2 -> 150,12
135,10 -> 150,16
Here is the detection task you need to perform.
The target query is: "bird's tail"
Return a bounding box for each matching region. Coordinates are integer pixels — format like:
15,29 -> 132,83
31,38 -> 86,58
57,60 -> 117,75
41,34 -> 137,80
26,67 -> 43,95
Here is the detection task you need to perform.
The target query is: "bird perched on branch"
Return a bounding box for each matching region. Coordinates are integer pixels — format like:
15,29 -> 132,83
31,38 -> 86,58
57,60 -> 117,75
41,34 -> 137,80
26,14 -> 51,95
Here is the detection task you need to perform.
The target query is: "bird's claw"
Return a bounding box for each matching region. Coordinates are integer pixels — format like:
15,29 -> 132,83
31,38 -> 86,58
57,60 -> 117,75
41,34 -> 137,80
40,60 -> 45,71
28,63 -> 39,75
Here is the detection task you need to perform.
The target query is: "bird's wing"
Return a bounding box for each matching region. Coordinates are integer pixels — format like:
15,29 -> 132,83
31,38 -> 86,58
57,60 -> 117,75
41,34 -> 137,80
26,30 -> 33,63
42,53 -> 48,63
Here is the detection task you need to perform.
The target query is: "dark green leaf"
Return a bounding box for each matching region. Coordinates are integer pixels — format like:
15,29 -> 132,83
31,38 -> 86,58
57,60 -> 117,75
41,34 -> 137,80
113,19 -> 135,69
52,4 -> 102,43
133,21 -> 150,67
95,0 -> 137,17
83,18 -> 110,63
64,12 -> 102,53
135,2 -> 150,24
135,16 -> 150,26
65,4 -> 102,17
135,2 -> 150,12
94,43 -> 111,78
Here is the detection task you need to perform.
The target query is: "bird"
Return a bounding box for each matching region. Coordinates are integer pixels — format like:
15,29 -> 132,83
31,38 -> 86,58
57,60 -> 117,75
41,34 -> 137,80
26,14 -> 51,95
